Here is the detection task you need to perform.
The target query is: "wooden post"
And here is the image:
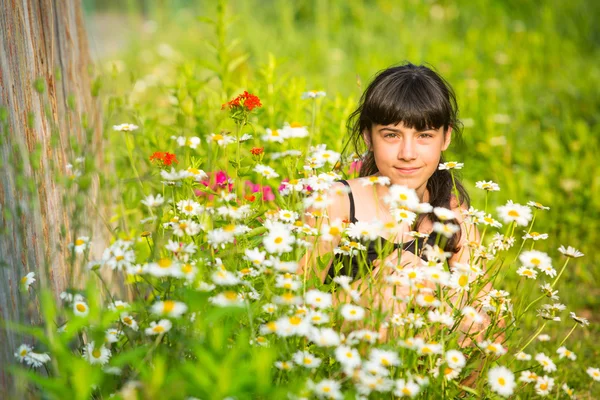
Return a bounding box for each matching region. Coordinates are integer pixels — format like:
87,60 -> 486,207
0,0 -> 102,395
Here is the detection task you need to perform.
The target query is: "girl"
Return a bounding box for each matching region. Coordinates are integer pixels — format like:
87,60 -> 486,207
300,63 -> 481,338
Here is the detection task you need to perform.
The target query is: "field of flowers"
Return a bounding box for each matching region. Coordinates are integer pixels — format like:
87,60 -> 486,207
10,0 -> 600,399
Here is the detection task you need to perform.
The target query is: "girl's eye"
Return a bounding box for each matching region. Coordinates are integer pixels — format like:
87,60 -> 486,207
419,133 -> 433,139
384,133 -> 397,138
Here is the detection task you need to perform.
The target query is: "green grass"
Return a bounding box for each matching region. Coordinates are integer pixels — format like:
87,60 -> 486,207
81,0 -> 600,396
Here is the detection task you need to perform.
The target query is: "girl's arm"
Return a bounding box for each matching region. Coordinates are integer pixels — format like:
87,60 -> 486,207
297,182 -> 350,284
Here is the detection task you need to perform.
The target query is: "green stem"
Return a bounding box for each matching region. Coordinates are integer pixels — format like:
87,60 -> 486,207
557,323 -> 578,348
551,258 -> 570,288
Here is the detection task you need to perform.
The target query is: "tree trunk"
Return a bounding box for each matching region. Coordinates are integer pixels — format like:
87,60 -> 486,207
0,0 -> 102,395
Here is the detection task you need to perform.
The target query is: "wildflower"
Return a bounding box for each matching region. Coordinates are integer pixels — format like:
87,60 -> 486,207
362,176 -> 391,186
250,146 -> 264,156
113,123 -> 138,132
149,151 -> 178,166
145,319 -> 173,335
562,383 -> 575,398
105,328 -> 121,344
416,341 -> 443,355
519,250 -> 552,270
370,348 -> 401,367
556,346 -> 576,360
147,258 -> 180,277
301,90 -> 326,99
253,164 -> 279,179
334,345 -> 361,369
210,291 -> 245,307
340,304 -> 365,321
311,379 -> 342,399
537,334 -> 551,341
82,341 -> 111,365
445,350 -> 466,369
69,237 -> 90,254
73,300 -> 89,317
515,352 -> 532,361
20,272 -> 35,290
394,379 -> 421,398
305,290 -> 333,309
262,128 -> 285,143
120,313 -> 139,331
476,180 -> 500,191
292,350 -> 321,369
497,201 -> 532,226
558,245 -> 584,258
176,199 -> 203,216
570,311 -> 589,326
283,122 -> 310,138
222,90 -> 262,112
587,367 -> 600,381
527,201 -> 550,210
416,293 -> 441,308
346,220 -> 382,241
384,184 -> 420,209
432,222 -> 460,238
535,375 -> 555,396
488,366 -> 516,398
20,350 -> 51,368
151,300 -> 188,318
461,306 -> 484,323
478,340 -> 507,356
519,370 -> 538,383
161,167 -> 188,181
517,266 -> 538,279
263,227 -> 294,254
310,328 -> 341,347
433,207 -> 457,221
535,353 -> 557,373
275,360 -> 293,370
212,269 -> 241,286
480,214 -> 502,228
522,231 -> 548,241
14,344 -> 32,362
438,161 -> 464,170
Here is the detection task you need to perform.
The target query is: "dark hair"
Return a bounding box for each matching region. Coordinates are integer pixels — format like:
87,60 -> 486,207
345,62 -> 469,253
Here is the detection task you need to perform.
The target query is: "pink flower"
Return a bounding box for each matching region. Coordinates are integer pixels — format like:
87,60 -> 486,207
195,171 -> 233,199
245,181 -> 275,201
349,160 -> 363,175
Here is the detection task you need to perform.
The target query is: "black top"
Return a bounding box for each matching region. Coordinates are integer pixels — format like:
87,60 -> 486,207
328,180 -> 438,280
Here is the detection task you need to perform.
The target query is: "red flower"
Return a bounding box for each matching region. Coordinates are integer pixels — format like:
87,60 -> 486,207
250,147 -> 264,156
222,91 -> 262,112
149,151 -> 178,166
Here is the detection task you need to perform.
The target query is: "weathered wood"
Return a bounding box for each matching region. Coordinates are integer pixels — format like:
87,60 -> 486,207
0,0 -> 102,395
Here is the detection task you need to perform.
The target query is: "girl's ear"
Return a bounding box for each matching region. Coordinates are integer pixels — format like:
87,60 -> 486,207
442,126 -> 453,151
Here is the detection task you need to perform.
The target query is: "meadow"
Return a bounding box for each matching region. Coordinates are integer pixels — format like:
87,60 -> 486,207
10,0 -> 600,398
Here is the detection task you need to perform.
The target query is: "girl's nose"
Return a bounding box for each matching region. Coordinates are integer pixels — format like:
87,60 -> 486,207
398,138 -> 417,160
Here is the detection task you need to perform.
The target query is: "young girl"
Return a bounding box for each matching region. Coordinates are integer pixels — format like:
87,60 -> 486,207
300,63 -> 480,338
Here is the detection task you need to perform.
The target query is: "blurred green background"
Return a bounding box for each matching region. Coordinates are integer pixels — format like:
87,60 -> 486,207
81,0 -> 599,392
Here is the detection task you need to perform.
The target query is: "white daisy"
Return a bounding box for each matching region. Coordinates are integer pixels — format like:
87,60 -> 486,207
141,194 -> 165,207
145,319 -> 173,335
334,345 -> 361,369
292,350 -> 321,369
305,290 -> 333,309
394,379 -> 421,398
82,341 -> 111,365
475,180 -> 500,191
488,366 -> 516,397
73,300 -> 89,317
438,161 -> 464,170
113,123 -> 138,132
151,300 -> 188,318
253,164 -> 279,179
556,346 -> 576,360
558,245 -> 584,258
340,304 -> 365,321
20,272 -> 36,290
210,291 -> 245,307
497,201 -> 532,226
69,237 -> 90,254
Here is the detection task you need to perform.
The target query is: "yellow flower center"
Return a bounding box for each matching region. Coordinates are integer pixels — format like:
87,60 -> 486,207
185,205 -> 194,211
402,388 -> 411,395
158,258 -> 172,268
153,325 -> 165,333
303,357 -> 312,365
163,300 -> 175,313
92,349 -> 101,358
540,383 -> 548,390
498,377 -> 506,386
75,239 -> 85,246
274,237 -> 283,244
115,255 -> 124,261
123,317 -> 132,324
290,122 -> 303,128
399,194 -> 408,201
530,258 -> 540,265
182,264 -> 193,274
424,294 -> 436,303
21,276 -> 28,284
271,130 -> 279,136
76,304 -> 87,312
508,210 -> 519,217
213,134 -> 223,141
224,291 -> 237,300
458,275 -> 469,287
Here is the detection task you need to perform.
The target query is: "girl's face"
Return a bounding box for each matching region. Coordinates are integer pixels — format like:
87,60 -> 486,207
367,121 -> 451,198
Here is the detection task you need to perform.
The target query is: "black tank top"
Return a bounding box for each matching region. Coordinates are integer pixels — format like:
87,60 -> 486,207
328,180 -> 438,280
